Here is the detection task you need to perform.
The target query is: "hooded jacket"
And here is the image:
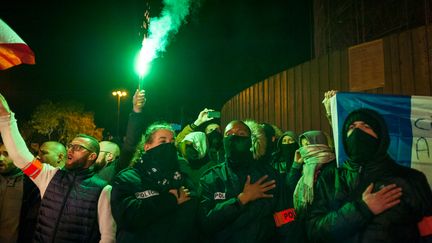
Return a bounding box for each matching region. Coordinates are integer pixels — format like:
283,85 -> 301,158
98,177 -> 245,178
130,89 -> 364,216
306,108 -> 432,243
111,144 -> 199,243
271,131 -> 299,175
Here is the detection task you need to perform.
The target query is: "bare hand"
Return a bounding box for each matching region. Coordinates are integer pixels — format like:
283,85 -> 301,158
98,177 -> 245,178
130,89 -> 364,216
169,186 -> 191,205
294,150 -> 304,164
322,90 -> 337,116
238,175 -> 276,205
133,89 -> 146,113
193,108 -> 214,127
362,183 -> 402,215
0,93 -> 12,116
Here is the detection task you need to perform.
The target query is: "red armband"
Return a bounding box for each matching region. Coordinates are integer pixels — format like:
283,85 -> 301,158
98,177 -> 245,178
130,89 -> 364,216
273,208 -> 296,227
418,216 -> 432,237
22,158 -> 43,179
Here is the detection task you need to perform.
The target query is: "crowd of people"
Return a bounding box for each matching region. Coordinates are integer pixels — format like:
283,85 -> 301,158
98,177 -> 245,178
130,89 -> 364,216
0,89 -> 431,243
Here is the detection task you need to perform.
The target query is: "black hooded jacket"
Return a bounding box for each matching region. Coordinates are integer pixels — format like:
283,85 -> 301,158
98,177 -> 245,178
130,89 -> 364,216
199,158 -> 298,242
111,147 -> 199,243
271,131 -> 299,176
306,108 -> 432,243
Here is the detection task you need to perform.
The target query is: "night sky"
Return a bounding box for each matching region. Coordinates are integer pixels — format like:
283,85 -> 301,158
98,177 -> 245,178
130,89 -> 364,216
0,0 -> 312,135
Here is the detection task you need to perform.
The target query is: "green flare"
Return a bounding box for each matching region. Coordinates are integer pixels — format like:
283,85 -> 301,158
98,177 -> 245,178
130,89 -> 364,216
135,0 -> 191,78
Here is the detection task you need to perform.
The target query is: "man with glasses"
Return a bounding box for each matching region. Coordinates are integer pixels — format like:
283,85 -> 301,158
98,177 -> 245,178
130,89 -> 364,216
0,93 -> 116,243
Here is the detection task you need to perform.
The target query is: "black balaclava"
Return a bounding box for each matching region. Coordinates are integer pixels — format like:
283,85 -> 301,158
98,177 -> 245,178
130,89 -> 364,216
184,143 -> 200,161
207,129 -> 223,150
345,128 -> 379,164
184,144 -> 209,168
280,143 -> 300,162
274,131 -> 298,162
261,123 -> 276,159
136,143 -> 183,191
224,135 -> 253,169
342,108 -> 390,167
271,132 -> 299,173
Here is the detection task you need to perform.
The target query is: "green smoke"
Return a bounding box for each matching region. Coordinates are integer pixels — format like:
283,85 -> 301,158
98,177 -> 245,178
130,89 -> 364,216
136,0 -> 191,78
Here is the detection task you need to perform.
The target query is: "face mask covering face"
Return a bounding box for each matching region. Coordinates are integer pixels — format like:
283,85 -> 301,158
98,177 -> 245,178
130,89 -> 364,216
280,143 -> 299,162
185,145 -> 200,161
223,135 -> 253,168
346,128 -> 379,164
207,130 -> 223,149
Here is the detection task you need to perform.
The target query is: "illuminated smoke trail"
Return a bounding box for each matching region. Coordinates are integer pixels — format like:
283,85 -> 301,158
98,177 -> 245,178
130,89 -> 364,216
136,0 -> 191,79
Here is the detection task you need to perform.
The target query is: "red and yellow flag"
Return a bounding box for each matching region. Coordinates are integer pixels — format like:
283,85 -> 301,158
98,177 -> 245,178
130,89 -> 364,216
0,19 -> 35,70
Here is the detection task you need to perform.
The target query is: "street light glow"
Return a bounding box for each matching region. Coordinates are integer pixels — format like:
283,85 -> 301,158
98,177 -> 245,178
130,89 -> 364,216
112,90 -> 127,136
113,90 -> 127,97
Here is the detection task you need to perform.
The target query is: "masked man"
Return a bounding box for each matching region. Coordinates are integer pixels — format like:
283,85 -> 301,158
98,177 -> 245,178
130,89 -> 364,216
307,108 -> 432,243
176,108 -> 224,163
199,120 -> 298,242
178,131 -> 217,187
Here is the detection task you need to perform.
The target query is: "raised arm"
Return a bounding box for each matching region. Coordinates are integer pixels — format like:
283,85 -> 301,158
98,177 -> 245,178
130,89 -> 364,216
115,89 -> 146,173
175,108 -> 215,146
322,90 -> 337,127
0,93 -> 57,195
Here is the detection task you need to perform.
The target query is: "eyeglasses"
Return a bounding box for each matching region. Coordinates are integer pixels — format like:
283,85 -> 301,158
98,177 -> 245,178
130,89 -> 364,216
67,143 -> 92,152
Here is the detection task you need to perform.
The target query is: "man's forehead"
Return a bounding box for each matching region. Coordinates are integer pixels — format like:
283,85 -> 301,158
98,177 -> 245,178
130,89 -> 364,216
99,142 -> 110,150
225,122 -> 249,135
350,120 -> 367,125
39,147 -> 50,152
154,129 -> 174,137
72,137 -> 90,145
41,143 -> 53,150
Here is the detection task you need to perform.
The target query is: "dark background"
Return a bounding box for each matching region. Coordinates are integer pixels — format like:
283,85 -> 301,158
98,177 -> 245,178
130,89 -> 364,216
0,0 -> 312,135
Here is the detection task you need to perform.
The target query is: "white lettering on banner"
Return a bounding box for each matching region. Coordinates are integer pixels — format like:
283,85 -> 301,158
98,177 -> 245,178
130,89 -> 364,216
214,192 -> 226,200
135,190 -> 159,199
411,96 -> 432,188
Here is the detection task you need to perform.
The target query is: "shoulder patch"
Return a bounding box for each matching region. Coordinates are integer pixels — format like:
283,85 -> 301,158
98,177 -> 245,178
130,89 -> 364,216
135,190 -> 159,199
214,192 -> 226,200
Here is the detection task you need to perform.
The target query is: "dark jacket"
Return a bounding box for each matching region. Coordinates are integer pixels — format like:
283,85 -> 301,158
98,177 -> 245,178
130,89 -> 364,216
290,161 -> 336,243
111,164 -> 199,243
199,161 -> 297,243
35,168 -> 107,243
115,112 -> 146,174
18,175 -> 40,243
178,155 -> 217,189
97,112 -> 146,184
306,109 -> 432,243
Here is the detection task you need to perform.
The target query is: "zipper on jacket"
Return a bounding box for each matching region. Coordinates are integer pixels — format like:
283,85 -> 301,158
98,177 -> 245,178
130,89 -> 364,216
51,173 -> 76,243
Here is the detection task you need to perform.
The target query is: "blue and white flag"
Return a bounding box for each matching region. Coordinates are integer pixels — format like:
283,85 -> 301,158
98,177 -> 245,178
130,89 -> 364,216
330,92 -> 432,186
